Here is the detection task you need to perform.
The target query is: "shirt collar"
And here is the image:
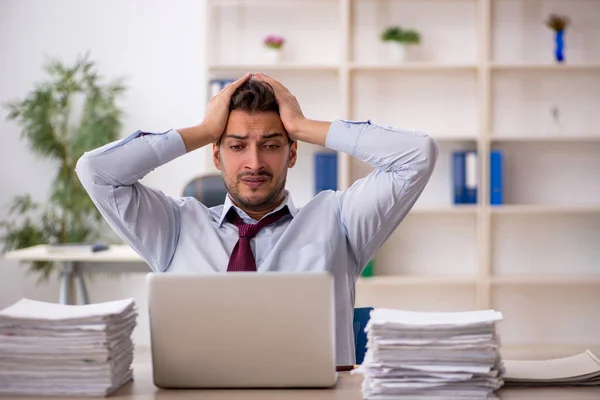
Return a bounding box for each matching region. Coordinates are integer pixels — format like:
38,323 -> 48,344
217,190 -> 297,226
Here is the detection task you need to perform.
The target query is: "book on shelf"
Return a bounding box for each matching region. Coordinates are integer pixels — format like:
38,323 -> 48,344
452,150 -> 504,205
503,349 -> 600,386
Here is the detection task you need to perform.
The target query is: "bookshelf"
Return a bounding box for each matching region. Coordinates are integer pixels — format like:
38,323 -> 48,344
203,0 -> 600,352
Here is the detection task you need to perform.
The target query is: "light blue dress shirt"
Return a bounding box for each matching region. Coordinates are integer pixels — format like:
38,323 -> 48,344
75,119 -> 439,365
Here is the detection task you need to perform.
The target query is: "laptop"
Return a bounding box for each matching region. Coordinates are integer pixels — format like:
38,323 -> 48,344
146,271 -> 338,388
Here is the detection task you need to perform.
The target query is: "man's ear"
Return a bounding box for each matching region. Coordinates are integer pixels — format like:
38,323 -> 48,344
212,143 -> 222,171
288,141 -> 297,168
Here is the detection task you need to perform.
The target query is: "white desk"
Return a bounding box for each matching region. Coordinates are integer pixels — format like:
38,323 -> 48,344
4,244 -> 147,305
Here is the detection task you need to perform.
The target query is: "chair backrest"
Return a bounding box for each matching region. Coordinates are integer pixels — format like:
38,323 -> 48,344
353,307 -> 373,365
182,174 -> 227,207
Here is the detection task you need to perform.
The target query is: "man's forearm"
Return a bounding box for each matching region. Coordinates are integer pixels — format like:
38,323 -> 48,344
76,129 -> 187,188
291,119 -> 331,147
177,123 -> 218,153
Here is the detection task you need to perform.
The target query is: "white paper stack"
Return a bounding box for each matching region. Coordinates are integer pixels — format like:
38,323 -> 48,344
0,298 -> 137,397
354,308 -> 505,399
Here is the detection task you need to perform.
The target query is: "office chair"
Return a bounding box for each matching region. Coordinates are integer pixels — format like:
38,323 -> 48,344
353,307 -> 373,365
182,174 -> 228,207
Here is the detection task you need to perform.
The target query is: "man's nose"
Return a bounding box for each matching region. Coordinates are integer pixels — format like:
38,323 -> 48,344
244,145 -> 265,171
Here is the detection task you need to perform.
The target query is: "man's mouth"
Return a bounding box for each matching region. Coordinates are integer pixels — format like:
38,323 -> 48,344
241,176 -> 269,188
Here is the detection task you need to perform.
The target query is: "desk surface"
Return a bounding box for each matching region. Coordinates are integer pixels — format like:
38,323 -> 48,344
4,244 -> 141,263
14,350 -> 600,400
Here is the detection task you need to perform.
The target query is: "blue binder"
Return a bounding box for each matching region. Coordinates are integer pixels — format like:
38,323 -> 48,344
464,151 -> 477,204
452,150 -> 477,204
452,151 -> 466,204
490,150 -> 504,205
314,152 -> 338,194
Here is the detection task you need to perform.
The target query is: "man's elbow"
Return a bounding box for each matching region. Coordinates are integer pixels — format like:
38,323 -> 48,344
74,152 -> 96,188
416,134 -> 439,179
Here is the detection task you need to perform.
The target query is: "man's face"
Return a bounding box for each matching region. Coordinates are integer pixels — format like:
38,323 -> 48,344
213,110 -> 297,212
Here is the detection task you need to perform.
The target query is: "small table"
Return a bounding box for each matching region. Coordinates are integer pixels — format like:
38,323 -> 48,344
4,244 -> 147,305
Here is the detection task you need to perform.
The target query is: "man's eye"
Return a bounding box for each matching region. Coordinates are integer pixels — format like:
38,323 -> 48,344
265,145 -> 280,150
230,145 -> 244,151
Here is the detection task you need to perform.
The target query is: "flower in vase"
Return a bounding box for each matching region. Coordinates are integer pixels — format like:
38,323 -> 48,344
264,34 -> 285,50
545,14 -> 570,63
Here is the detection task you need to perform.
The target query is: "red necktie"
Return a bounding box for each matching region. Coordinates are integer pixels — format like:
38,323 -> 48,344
226,207 -> 290,272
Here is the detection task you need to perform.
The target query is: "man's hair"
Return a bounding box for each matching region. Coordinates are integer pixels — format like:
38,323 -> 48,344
229,78 -> 279,114
216,78 -> 292,146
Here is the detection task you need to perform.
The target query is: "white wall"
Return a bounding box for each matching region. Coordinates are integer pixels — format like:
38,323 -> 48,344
0,0 -> 208,345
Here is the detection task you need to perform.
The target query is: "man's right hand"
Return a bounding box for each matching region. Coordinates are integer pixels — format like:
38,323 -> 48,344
178,72 -> 252,152
202,72 -> 252,142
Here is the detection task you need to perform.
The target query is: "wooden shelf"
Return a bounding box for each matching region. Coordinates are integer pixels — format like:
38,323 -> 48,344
208,64 -> 339,72
410,205 -> 478,215
357,275 -> 476,286
350,63 -> 477,72
491,135 -> 600,143
492,275 -> 600,286
492,63 -> 600,71
209,0 -> 334,6
205,0 -> 600,351
490,204 -> 600,215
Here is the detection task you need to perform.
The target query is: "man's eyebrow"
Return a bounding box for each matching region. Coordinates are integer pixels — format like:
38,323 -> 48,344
223,134 -> 248,140
262,133 -> 285,140
223,133 -> 285,140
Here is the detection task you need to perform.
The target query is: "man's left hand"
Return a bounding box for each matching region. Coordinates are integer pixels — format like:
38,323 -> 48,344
253,72 -> 305,141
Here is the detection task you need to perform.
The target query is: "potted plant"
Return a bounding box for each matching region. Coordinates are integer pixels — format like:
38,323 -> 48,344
263,34 -> 285,63
546,14 -> 569,63
0,53 -> 126,281
380,26 -> 421,62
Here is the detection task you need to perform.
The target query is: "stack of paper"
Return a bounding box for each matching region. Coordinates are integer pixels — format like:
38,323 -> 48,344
354,308 -> 505,399
503,349 -> 600,386
0,298 -> 137,397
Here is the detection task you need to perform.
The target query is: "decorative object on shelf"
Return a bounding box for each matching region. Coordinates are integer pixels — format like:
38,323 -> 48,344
545,14 -> 569,63
0,52 -> 126,281
362,259 -> 374,278
546,105 -> 564,136
263,34 -> 285,63
452,150 -> 477,204
490,150 -> 504,206
182,174 -> 228,208
380,26 -> 421,62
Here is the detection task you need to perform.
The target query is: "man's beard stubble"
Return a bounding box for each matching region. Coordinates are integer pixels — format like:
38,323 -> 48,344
224,170 -> 287,212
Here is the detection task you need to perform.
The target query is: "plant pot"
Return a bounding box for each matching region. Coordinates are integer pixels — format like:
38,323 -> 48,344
387,42 -> 406,62
265,47 -> 282,63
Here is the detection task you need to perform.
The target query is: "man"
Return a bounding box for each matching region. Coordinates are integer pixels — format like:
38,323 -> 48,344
75,72 -> 438,365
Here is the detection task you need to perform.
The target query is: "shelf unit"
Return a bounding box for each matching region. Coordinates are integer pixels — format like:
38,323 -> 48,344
204,0 -> 600,351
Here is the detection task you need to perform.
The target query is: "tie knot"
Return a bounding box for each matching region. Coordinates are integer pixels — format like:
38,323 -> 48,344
227,206 -> 290,239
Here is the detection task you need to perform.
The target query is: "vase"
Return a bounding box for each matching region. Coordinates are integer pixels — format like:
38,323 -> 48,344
554,30 -> 565,63
388,42 -> 406,62
265,47 -> 282,64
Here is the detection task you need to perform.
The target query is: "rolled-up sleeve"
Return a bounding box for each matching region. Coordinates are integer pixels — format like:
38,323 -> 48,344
326,119 -> 439,276
75,129 -> 187,272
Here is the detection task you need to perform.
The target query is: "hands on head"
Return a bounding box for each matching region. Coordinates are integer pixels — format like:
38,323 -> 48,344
202,72 -> 306,144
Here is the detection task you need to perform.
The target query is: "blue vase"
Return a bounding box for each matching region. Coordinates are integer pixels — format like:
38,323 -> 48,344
554,30 -> 565,63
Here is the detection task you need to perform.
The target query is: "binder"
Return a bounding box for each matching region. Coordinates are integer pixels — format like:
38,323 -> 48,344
490,150 -> 504,205
452,150 -> 478,204
464,151 -> 478,204
452,151 -> 466,204
314,152 -> 338,194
